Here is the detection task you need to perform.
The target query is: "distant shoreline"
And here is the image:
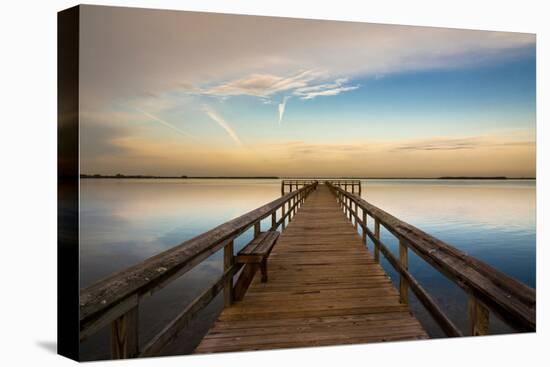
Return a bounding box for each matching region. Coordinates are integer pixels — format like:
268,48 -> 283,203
80,174 -> 535,180
79,174 -> 279,179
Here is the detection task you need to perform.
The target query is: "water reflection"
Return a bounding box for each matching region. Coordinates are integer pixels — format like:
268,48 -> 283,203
79,179 -> 535,360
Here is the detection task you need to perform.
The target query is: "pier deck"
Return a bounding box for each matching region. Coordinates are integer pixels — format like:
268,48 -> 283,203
195,185 -> 427,353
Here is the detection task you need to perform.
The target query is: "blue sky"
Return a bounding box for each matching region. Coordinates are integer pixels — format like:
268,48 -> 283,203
79,6 -> 536,177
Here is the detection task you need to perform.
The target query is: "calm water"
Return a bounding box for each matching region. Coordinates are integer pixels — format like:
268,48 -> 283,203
79,179 -> 535,360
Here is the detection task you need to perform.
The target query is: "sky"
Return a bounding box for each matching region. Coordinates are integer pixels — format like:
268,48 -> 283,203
79,5 -> 536,178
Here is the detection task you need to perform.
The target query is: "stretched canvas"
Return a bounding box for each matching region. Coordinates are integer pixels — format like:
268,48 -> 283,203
58,4 -> 536,361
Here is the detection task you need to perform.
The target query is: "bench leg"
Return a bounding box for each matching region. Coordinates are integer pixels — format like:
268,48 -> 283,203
261,259 -> 268,282
233,263 -> 259,302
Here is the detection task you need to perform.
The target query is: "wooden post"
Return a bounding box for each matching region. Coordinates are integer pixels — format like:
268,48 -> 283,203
468,297 -> 489,335
254,221 -> 261,237
354,202 -> 358,230
344,197 -> 348,216
282,205 -> 286,230
399,239 -> 409,304
223,240 -> 234,307
362,209 -> 367,246
374,219 -> 380,263
288,201 -> 292,221
352,184 -> 355,194
281,182 -> 285,196
271,212 -> 276,230
111,306 -> 139,359
233,264 -> 260,301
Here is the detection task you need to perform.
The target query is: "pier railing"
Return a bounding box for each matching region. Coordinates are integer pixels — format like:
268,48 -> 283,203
79,181 -> 318,359
281,179 -> 319,195
325,179 -> 362,195
326,182 -> 535,337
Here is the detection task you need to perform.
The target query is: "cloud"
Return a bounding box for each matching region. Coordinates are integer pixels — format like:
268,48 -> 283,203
202,106 -> 243,146
197,70 -> 359,122
201,69 -> 359,101
391,136 -> 535,152
80,6 -> 534,110
278,96 -> 290,125
201,70 -> 321,97
393,138 -> 479,151
135,108 -> 197,140
266,141 -> 370,160
294,83 -> 360,99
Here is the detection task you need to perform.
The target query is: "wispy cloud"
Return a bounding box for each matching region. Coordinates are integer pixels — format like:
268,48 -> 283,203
202,105 -> 243,146
278,96 -> 290,125
201,70 -> 359,101
202,70 -> 322,98
266,141 -> 370,160
293,77 -> 359,99
391,136 -> 535,152
196,70 -> 359,122
135,108 -> 197,139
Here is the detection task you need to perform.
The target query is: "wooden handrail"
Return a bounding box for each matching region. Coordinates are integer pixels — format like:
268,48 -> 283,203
326,182 -> 535,335
281,179 -> 319,195
325,179 -> 362,195
80,181 -> 318,358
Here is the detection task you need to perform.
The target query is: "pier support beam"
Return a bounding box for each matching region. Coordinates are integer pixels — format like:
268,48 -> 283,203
374,219 -> 380,263
362,209 -> 367,247
399,239 -> 409,304
223,240 -> 234,307
111,306 -> 139,359
254,222 -> 261,237
468,297 -> 489,336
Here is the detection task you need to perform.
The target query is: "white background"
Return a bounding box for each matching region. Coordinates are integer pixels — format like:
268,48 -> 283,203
0,0 -> 547,365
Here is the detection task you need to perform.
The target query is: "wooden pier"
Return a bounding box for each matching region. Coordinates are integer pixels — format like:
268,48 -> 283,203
195,184 -> 426,353
79,180 -> 535,359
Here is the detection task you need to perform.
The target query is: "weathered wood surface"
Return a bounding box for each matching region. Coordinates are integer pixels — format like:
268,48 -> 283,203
195,185 -> 427,353
328,183 -> 535,332
236,231 -> 280,262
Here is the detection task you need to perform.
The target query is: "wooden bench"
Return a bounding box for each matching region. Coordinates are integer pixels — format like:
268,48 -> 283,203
233,231 -> 280,301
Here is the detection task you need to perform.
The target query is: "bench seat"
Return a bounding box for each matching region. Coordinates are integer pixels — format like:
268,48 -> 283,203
236,231 -> 280,264
233,231 -> 280,301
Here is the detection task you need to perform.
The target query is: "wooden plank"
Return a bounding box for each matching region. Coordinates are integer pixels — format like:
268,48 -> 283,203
237,232 -> 269,256
195,184 -> 427,353
253,231 -> 280,255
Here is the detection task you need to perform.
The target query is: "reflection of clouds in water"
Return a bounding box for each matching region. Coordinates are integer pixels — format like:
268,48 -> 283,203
362,180 -> 535,230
